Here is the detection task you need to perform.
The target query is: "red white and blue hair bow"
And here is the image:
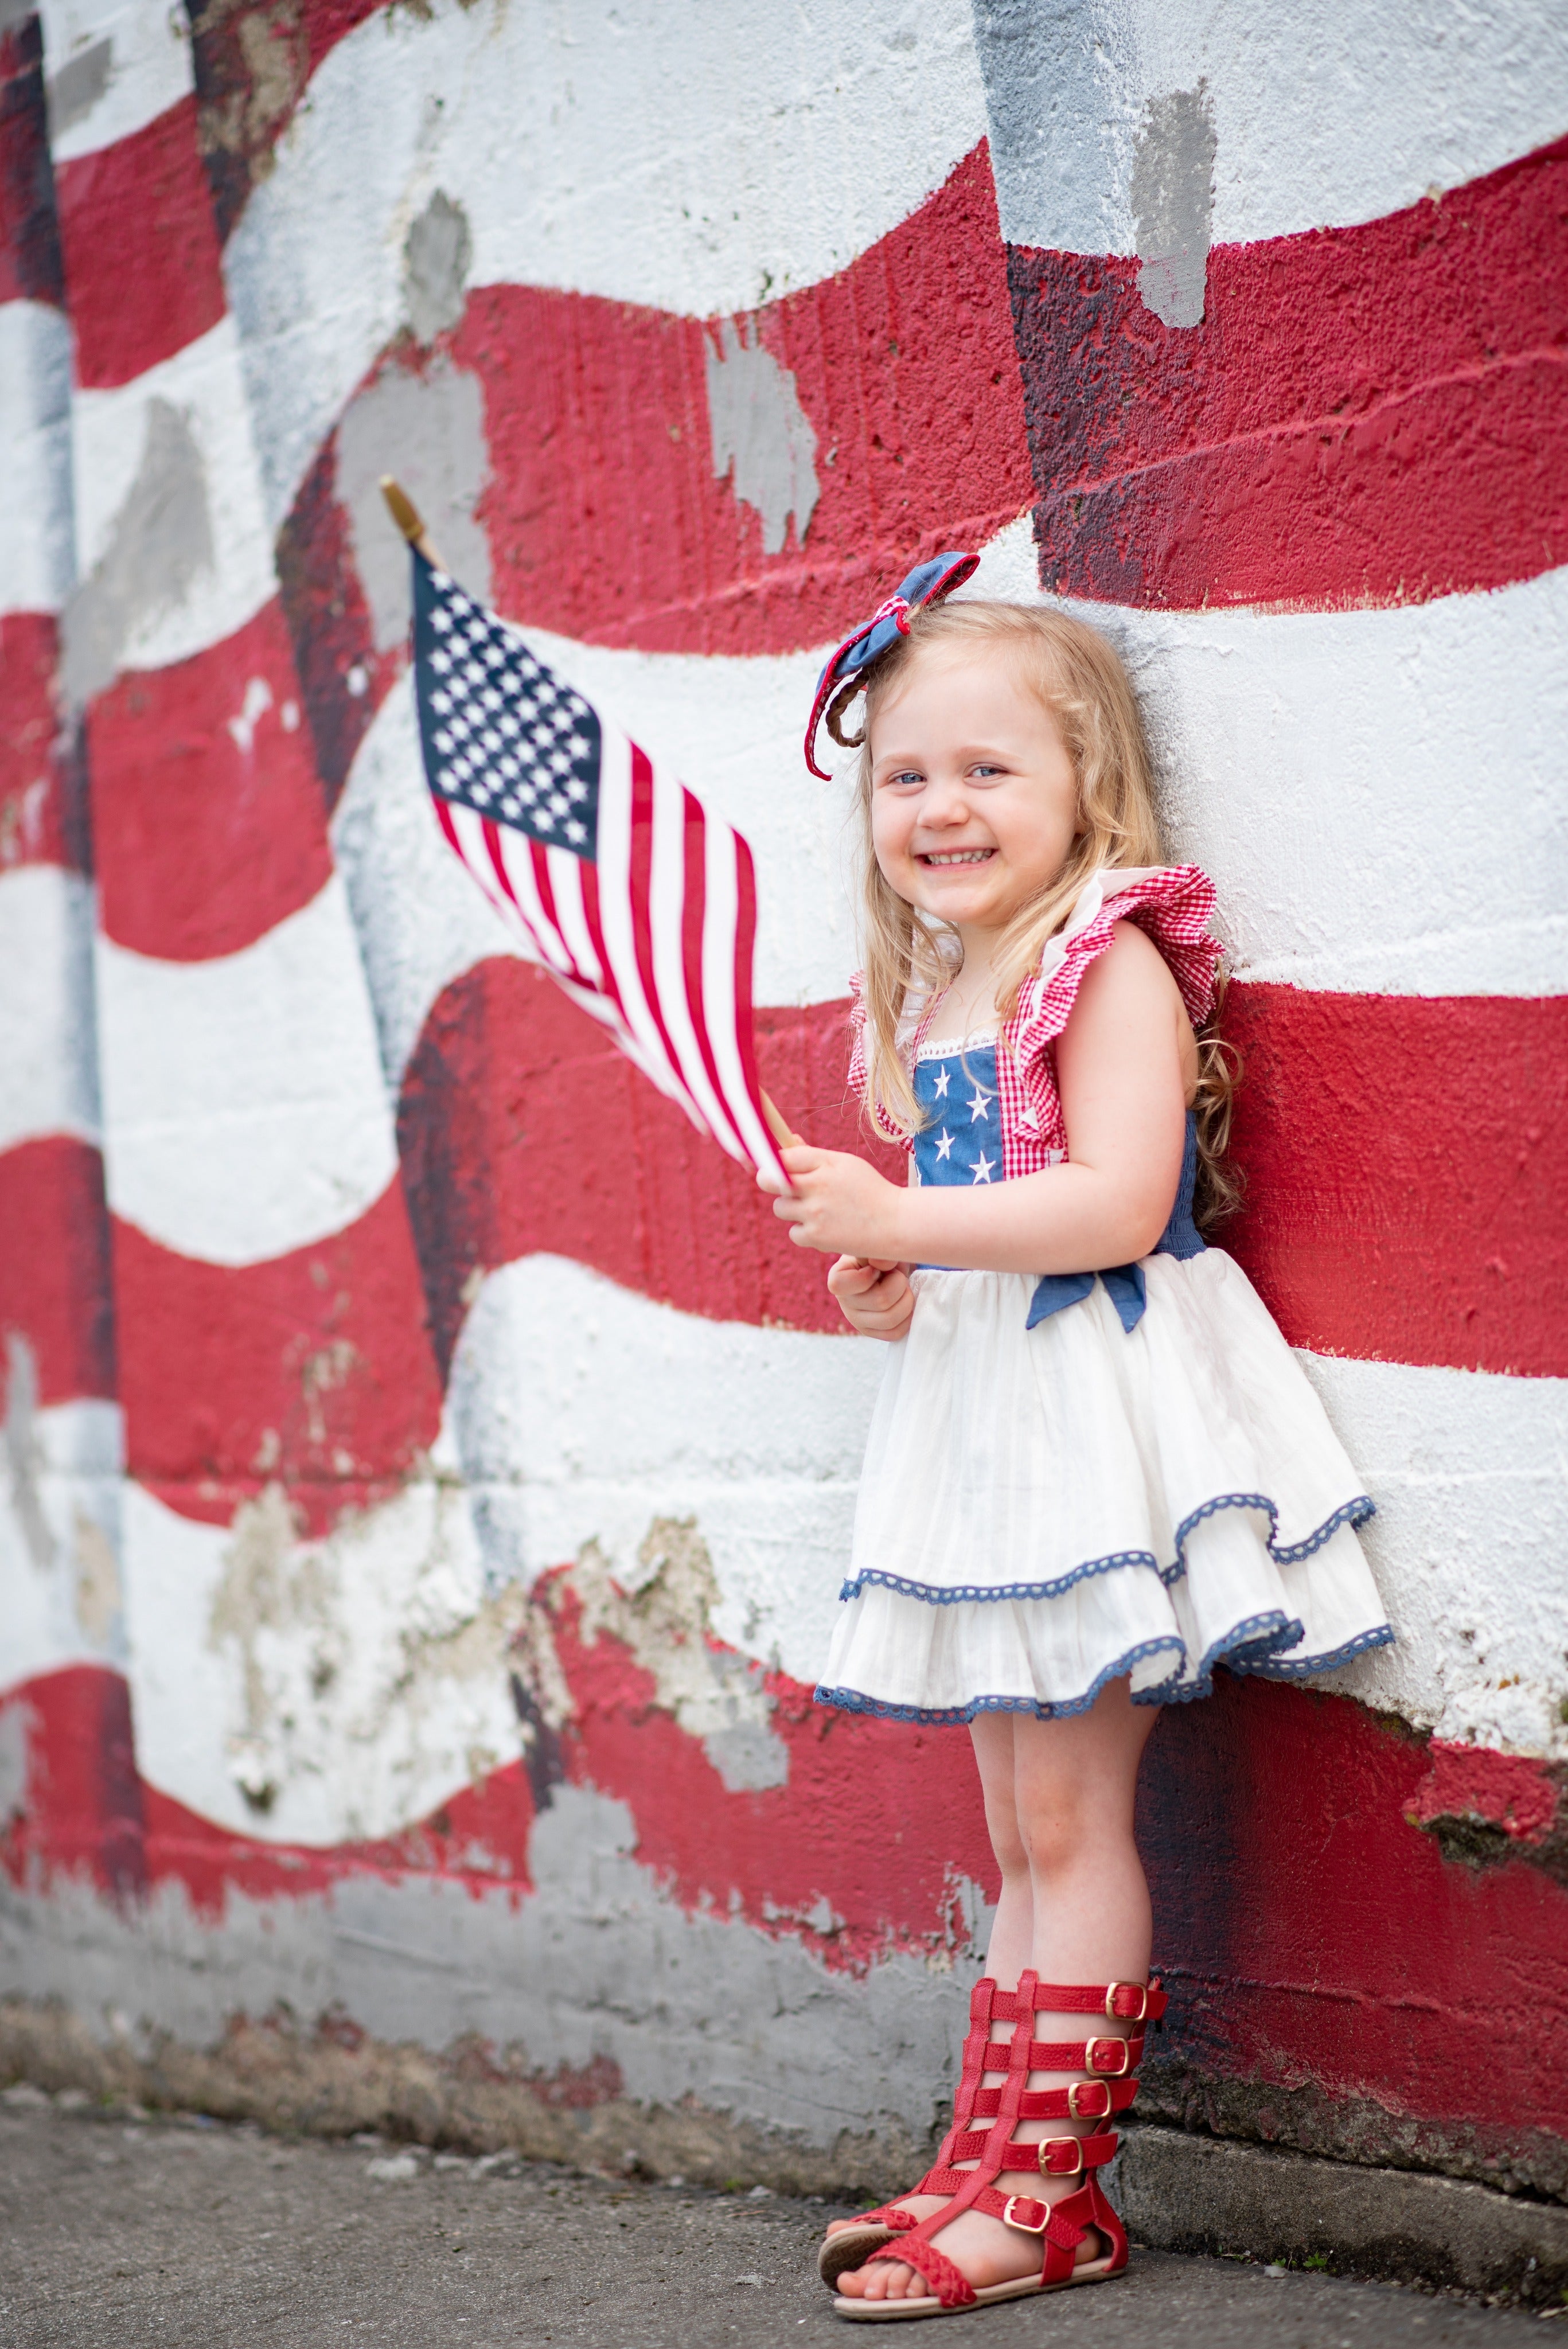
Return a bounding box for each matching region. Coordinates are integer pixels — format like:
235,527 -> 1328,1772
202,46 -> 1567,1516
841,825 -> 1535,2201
803,551 -> 979,779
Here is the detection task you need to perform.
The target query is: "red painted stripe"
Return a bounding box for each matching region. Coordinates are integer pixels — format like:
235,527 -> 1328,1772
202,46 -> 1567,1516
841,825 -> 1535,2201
280,141 -> 1032,754
0,12 -> 63,309
395,961 -> 886,1375
54,96 -> 226,388
110,1177 -> 443,1537
0,613 -> 88,875
1223,988 -> 1568,1378
0,1137 -> 115,1406
1009,136 -> 1568,611
397,965 -> 1567,1380
7,1653 -> 1563,2160
88,599 -> 333,958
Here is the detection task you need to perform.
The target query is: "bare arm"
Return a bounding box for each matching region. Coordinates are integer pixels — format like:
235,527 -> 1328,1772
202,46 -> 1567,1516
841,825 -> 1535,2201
771,926 -> 1189,1274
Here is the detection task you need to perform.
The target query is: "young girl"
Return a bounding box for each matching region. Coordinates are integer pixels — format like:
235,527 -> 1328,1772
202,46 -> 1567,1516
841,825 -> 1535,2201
769,571 -> 1393,2322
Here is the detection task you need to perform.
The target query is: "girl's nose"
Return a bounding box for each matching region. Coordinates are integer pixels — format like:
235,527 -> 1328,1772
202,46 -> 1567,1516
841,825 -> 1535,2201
920,776 -> 972,826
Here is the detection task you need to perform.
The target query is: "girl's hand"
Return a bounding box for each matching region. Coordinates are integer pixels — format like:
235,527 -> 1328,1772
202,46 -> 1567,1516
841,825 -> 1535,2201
826,1254 -> 915,1341
763,1144 -> 908,1259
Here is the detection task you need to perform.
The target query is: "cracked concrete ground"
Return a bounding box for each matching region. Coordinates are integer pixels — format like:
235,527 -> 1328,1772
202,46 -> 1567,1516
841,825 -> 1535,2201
0,2095 -> 1557,2349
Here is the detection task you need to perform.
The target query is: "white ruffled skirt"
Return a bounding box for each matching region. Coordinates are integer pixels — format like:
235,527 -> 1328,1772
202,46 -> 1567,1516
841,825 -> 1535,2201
817,1250 -> 1391,1722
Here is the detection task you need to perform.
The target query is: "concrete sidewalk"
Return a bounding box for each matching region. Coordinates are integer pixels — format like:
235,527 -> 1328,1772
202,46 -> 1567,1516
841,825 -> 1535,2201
0,2093 -> 1557,2349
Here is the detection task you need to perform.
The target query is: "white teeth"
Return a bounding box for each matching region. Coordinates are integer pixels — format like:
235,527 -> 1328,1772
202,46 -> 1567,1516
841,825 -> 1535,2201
921,849 -> 993,865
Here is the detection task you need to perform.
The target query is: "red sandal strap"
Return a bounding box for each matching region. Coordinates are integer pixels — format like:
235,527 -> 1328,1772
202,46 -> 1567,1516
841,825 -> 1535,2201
970,2077 -> 1138,2122
841,2201 -> 920,2231
986,1977 -> 1165,2024
865,2232 -> 977,2308
961,2030 -> 1146,2076
934,2129 -> 1118,2178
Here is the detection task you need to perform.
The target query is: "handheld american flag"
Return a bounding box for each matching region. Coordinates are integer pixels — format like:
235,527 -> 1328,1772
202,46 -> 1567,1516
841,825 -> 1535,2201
399,502 -> 791,1191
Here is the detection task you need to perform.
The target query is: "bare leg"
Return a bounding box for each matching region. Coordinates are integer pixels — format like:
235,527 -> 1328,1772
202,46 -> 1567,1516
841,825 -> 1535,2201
836,1681 -> 1159,2301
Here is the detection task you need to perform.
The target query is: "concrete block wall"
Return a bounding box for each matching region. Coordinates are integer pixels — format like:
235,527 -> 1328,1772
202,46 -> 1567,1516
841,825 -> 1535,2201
2,0 -> 1565,2220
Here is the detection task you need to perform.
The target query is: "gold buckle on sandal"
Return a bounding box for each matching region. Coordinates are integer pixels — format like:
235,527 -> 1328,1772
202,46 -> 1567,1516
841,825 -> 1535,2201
1106,1980 -> 1149,2022
1068,2080 -> 1111,2120
1001,2195 -> 1050,2233
1036,2137 -> 1085,2177
1085,2035 -> 1132,2076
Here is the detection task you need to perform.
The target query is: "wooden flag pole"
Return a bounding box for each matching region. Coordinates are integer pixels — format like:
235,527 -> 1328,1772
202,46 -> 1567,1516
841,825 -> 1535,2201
383,478 -> 803,1162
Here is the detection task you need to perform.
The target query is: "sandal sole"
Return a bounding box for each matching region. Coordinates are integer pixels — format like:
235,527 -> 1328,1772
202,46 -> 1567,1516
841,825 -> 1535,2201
831,2256 -> 1123,2321
819,2225 -> 898,2286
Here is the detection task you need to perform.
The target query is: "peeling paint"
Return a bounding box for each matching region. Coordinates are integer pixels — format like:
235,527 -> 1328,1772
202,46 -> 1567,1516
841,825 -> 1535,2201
3,1337 -> 56,1574
705,318 -> 820,557
189,0 -> 311,243
1132,84 -> 1214,327
182,1476 -> 529,1835
60,399 -> 213,708
336,357 -> 490,654
546,1518 -> 790,1794
403,189 -> 471,346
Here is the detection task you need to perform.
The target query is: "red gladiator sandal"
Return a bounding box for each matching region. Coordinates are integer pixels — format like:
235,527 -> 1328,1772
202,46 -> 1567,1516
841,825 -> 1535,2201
820,1971 -> 1164,2321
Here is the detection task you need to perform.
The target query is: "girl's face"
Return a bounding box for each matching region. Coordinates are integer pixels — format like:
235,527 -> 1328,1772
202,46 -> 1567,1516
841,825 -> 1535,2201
867,644 -> 1079,940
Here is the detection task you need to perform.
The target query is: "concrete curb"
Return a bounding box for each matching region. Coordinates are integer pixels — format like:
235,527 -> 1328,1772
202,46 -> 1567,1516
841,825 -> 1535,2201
1117,2124 -> 1568,2307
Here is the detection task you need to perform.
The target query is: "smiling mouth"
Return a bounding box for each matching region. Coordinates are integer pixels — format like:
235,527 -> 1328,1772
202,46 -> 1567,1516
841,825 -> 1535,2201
918,848 -> 996,867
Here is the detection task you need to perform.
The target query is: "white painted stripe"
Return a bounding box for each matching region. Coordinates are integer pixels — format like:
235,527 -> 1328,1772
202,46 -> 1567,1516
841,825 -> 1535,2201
447,1253 -> 878,1689
0,1393 -> 124,1694
1302,1349 -> 1568,1760
40,0 -> 193,163
977,0 -> 1568,255
0,301 -> 75,616
333,553 -> 1568,1107
71,314 -> 275,677
94,875 -> 399,1266
964,524 -> 1568,997
222,0 -> 990,526
116,1452 -> 526,1846
0,866 -> 100,1152
331,678 -> 531,1083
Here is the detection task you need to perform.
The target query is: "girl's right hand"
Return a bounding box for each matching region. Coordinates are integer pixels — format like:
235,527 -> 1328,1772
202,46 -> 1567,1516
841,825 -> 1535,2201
826,1254 -> 914,1341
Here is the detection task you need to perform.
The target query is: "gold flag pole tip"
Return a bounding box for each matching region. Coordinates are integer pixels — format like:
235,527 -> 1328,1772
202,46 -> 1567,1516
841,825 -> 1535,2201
380,477 -> 427,546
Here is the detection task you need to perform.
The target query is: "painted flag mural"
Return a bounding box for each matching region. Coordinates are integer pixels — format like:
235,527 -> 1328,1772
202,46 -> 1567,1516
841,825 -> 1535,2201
412,544 -> 787,1184
1,0 -> 1565,2233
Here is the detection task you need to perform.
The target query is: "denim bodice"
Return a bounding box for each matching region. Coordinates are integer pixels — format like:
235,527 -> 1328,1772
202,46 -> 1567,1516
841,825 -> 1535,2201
911,1037 -> 1204,1332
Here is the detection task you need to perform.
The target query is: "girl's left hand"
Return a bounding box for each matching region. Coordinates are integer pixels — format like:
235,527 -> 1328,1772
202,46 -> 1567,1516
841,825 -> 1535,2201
762,1145 -> 907,1258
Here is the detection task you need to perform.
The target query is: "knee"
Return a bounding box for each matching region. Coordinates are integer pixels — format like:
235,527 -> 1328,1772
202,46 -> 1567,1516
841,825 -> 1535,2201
1017,1784 -> 1095,1883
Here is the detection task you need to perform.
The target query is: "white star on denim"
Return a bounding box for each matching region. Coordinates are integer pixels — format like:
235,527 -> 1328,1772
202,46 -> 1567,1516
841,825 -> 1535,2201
932,1067 -> 950,1098
968,1086 -> 992,1122
935,1130 -> 954,1161
970,1150 -> 996,1184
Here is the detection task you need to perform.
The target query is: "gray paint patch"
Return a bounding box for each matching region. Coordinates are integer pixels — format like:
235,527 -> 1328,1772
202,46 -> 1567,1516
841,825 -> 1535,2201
45,36 -> 112,139
705,318 -> 820,558
404,190 -> 473,346
4,1336 -> 56,1575
60,399 -> 213,707
969,0 -> 1132,253
336,358 -> 492,653
0,1782 -> 986,2159
1132,86 -> 1215,327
